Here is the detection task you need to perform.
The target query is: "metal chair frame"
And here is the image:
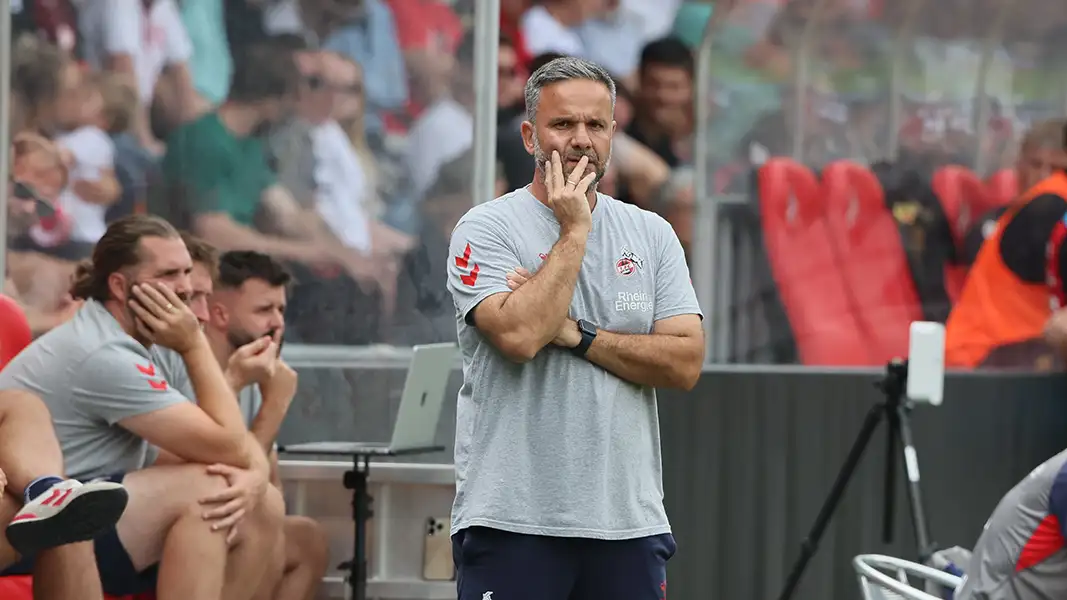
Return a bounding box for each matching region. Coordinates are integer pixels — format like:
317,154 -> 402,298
853,554 -> 963,600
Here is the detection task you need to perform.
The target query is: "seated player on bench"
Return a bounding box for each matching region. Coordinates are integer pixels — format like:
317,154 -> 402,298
156,240 -> 330,600
0,215 -> 285,600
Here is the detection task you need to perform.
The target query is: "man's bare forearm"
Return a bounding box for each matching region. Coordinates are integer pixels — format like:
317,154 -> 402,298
585,330 -> 703,390
244,434 -> 270,476
182,340 -> 248,434
497,230 -> 587,350
249,396 -> 289,453
195,215 -> 315,263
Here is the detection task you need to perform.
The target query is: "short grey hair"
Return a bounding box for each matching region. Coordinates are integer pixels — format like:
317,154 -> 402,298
524,57 -> 616,123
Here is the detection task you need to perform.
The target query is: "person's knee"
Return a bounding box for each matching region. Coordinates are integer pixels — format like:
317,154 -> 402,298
176,470 -> 230,518
249,485 -> 285,535
285,515 -> 330,569
126,465 -> 229,523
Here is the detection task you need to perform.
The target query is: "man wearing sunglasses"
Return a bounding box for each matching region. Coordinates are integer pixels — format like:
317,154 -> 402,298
4,133 -> 80,335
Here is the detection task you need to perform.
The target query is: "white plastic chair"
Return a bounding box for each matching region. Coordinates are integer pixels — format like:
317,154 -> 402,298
853,554 -> 963,600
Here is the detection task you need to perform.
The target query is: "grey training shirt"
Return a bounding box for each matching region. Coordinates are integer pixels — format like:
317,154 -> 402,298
446,188 -> 702,540
0,299 -> 189,479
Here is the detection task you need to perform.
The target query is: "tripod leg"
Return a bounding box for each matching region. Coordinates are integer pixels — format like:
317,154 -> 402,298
882,409 -> 899,544
348,457 -> 372,600
775,401 -> 887,600
896,405 -> 935,563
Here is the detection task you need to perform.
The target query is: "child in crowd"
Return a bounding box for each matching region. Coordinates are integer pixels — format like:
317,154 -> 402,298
51,72 -> 120,250
97,72 -> 154,220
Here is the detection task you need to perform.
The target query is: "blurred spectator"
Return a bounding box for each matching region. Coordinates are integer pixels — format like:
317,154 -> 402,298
670,1 -> 713,50
263,0 -> 410,135
269,48 -> 412,315
497,38 -> 539,191
159,43 -> 391,344
944,121 -> 1067,369
5,134 -> 67,246
77,0 -> 207,153
621,0 -> 683,46
389,150 -> 500,344
10,34 -> 79,137
179,0 -> 233,106
224,0 -> 270,48
578,0 -> 644,84
499,0 -> 534,69
4,133 -> 81,334
404,29 -> 470,200
12,0 -> 79,54
98,72 -> 158,221
155,44 -> 329,264
320,0 -> 410,134
384,0 -> 463,56
324,52 -> 416,258
962,120 -> 1067,265
871,160 -> 956,324
521,0 -> 604,59
53,72 -> 122,252
628,37 -> 694,168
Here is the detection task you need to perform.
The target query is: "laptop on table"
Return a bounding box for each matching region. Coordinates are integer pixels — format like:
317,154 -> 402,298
280,343 -> 455,458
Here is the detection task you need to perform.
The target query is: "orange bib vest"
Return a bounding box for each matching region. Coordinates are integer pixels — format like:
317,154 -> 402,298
943,172 -> 1067,368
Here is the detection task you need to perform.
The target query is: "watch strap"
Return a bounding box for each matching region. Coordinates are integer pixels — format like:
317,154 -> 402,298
572,320 -> 596,357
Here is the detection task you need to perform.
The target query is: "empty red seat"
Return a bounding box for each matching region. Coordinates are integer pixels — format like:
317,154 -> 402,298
757,158 -> 869,366
931,166 -> 996,303
823,160 -> 923,362
0,575 -> 149,599
986,168 -> 1019,207
932,165 -> 990,245
0,576 -> 31,597
0,295 -> 32,371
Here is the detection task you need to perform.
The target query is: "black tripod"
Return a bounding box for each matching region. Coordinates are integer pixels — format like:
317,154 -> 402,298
775,359 -> 937,600
339,455 -> 373,600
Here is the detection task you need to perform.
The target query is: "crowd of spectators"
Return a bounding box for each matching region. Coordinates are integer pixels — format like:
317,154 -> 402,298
2,0 -> 708,350
10,0 -> 1067,371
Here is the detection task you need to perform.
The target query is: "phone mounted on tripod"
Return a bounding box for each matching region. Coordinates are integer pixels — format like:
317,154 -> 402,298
775,322 -> 946,600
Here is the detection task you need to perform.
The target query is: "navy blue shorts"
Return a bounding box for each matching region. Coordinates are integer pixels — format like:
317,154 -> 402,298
1,473 -> 158,596
453,527 -> 676,600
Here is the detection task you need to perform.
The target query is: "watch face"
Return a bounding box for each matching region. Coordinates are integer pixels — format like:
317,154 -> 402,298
578,320 -> 596,336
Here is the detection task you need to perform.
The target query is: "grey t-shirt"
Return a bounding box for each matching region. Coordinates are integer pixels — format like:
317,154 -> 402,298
446,188 -> 702,540
0,299 -> 189,480
956,449 -> 1067,600
153,347 -> 263,426
146,348 -> 264,466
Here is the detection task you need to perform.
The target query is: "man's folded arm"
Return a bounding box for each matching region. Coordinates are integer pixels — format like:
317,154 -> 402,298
448,217 -> 586,362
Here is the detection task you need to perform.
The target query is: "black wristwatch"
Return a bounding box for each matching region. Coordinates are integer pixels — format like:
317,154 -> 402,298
572,319 -> 597,357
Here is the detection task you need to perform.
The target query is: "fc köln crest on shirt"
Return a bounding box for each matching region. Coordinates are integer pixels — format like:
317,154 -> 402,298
615,248 -> 643,276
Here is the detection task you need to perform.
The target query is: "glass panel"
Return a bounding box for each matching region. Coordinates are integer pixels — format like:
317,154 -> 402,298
3,0 -> 480,350
696,0 -> 1064,369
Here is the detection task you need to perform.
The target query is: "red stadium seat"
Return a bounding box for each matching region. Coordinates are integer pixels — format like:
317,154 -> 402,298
986,168 -> 1019,207
932,165 -> 990,245
931,166 -> 996,303
0,295 -> 32,371
0,576 -> 151,599
822,160 -> 923,363
757,158 -> 869,366
0,576 -> 31,597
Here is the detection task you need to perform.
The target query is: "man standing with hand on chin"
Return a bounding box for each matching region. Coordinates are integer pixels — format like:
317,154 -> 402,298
445,57 -> 704,600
